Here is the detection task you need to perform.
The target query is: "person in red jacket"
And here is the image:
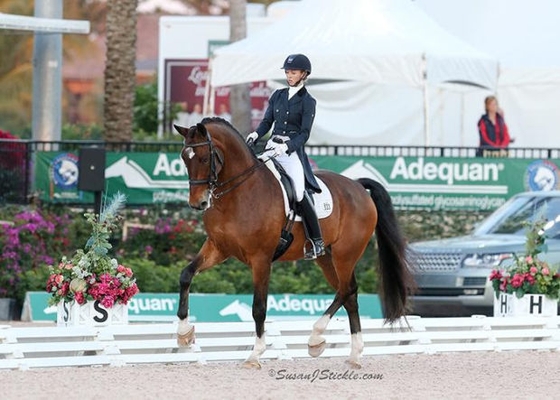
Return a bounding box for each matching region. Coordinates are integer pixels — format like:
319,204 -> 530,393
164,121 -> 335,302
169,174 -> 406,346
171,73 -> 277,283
477,95 -> 514,157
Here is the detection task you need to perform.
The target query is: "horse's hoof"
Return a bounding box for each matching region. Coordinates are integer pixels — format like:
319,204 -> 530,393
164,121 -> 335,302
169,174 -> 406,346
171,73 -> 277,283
242,360 -> 262,369
345,360 -> 362,370
308,341 -> 326,358
177,326 -> 195,347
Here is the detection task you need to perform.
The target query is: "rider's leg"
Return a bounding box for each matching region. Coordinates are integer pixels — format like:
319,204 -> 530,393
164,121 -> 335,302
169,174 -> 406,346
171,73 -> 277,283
274,151 -> 324,259
297,191 -> 325,260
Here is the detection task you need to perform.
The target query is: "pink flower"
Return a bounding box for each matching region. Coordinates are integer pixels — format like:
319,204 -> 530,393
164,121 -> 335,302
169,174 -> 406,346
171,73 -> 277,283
530,267 -> 538,275
524,273 -> 535,285
100,295 -> 115,308
511,274 -> 525,288
542,267 -> 550,275
525,256 -> 533,264
489,269 -> 502,281
499,278 -> 509,291
75,291 -> 86,305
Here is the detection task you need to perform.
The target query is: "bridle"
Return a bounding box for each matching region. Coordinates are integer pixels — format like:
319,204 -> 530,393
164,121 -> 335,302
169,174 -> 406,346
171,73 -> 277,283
183,133 -> 266,200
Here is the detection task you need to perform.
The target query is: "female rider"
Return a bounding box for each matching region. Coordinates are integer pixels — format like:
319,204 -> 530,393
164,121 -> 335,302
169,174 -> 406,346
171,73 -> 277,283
246,54 -> 324,260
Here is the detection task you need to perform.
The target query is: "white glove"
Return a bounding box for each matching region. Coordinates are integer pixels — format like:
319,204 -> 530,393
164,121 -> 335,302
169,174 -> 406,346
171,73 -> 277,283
246,132 -> 258,143
271,142 -> 288,157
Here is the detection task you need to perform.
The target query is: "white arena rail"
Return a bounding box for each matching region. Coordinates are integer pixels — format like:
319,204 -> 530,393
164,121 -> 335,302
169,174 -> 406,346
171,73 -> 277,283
1,315 -> 559,370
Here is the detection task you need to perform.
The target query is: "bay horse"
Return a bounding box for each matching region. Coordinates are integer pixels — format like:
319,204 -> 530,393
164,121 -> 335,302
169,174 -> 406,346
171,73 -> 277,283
174,117 -> 415,369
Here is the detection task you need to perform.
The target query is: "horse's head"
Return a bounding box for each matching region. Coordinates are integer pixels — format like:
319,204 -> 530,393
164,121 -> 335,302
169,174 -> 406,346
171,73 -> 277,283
175,121 -> 225,210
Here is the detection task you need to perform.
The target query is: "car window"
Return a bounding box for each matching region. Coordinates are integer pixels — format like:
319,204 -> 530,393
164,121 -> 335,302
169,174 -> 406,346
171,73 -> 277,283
476,195 -> 560,236
474,196 -> 531,235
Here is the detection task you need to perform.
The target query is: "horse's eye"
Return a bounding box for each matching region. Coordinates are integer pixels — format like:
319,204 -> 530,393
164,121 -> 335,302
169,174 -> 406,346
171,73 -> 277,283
184,147 -> 195,160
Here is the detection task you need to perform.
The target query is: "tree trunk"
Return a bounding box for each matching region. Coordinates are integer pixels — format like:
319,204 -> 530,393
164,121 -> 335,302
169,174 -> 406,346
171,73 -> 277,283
228,0 -> 252,135
103,0 -> 138,142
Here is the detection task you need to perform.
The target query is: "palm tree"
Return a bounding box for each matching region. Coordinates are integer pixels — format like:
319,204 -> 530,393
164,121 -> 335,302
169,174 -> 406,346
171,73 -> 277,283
103,0 -> 138,142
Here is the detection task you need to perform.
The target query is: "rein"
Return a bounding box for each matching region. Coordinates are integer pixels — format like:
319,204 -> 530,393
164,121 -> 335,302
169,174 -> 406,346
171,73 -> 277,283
184,135 -> 269,200
212,161 -> 268,199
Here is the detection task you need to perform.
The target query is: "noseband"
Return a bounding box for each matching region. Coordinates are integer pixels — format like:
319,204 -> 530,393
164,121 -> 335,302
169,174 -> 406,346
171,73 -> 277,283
183,132 -> 265,200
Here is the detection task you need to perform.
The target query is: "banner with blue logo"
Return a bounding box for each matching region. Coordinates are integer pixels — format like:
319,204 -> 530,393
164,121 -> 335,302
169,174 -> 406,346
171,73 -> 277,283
35,151 -> 560,210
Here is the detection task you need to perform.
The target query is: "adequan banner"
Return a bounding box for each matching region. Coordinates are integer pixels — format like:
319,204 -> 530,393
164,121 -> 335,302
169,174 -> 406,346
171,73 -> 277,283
35,151 -> 190,205
34,151 -> 560,210
313,156 -> 560,211
22,292 -> 383,322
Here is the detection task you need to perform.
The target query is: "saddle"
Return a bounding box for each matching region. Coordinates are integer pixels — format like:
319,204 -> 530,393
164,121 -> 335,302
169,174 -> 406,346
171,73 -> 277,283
256,156 -> 333,261
269,158 -> 297,261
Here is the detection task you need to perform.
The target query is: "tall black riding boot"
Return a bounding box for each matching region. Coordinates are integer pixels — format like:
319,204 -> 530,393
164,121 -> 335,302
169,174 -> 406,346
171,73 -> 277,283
297,193 -> 325,260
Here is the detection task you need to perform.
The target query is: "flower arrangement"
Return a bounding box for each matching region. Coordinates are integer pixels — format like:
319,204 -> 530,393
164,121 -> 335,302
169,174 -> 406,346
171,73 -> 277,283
46,193 -> 139,308
490,219 -> 560,300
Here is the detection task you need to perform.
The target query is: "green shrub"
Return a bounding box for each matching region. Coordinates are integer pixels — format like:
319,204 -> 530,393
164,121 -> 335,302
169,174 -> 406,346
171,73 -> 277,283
16,265 -> 51,303
9,204 -> 489,318
123,258 -> 183,293
119,217 -> 206,266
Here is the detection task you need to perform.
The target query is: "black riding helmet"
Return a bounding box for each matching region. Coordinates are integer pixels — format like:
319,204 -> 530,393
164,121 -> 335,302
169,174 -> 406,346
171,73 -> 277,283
281,54 -> 312,76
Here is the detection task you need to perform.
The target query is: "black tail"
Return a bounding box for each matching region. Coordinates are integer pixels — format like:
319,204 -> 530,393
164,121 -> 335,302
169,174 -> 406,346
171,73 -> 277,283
357,178 -> 416,322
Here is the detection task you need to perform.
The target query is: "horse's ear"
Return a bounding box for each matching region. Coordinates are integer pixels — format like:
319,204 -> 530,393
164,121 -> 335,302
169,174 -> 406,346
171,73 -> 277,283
174,124 -> 188,138
196,123 -> 208,138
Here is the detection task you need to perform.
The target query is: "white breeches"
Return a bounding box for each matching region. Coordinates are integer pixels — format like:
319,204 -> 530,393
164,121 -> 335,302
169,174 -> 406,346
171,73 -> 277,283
273,151 -> 305,202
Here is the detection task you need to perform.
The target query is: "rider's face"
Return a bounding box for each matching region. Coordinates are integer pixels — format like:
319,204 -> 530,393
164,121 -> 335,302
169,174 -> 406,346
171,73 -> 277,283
285,69 -> 306,86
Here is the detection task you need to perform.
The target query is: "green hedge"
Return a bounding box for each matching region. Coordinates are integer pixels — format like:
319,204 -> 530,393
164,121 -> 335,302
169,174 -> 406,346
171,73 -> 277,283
2,205 -> 490,311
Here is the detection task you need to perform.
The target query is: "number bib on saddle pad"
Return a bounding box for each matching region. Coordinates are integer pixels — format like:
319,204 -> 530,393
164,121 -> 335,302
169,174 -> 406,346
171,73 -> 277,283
258,156 -> 333,220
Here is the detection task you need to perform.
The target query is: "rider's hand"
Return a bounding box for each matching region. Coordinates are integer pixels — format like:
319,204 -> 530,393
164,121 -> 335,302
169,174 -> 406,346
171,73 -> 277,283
246,132 -> 258,144
272,143 -> 288,157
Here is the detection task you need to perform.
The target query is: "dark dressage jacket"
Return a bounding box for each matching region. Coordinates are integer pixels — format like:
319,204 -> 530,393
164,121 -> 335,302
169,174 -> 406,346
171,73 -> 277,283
255,87 -> 321,193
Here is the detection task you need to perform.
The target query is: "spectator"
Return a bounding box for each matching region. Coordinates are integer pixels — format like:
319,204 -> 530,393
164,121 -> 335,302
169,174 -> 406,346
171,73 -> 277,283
217,103 -> 231,121
477,95 -> 514,157
185,103 -> 203,127
173,102 -> 190,131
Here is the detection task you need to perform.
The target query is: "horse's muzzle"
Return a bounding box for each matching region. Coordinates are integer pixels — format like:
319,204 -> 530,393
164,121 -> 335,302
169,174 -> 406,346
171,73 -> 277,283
189,189 -> 211,210
190,200 -> 209,211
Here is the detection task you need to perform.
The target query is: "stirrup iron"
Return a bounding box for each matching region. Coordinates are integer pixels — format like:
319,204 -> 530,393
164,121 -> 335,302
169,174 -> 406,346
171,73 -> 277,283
304,238 -> 325,260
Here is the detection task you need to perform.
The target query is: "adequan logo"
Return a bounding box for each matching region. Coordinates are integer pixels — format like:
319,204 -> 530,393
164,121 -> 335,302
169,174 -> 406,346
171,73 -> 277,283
50,153 -> 79,189
524,160 -> 560,191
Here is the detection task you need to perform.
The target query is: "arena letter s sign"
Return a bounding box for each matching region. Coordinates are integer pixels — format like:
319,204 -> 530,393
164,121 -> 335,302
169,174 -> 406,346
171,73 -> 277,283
93,300 -> 109,323
61,301 -> 70,323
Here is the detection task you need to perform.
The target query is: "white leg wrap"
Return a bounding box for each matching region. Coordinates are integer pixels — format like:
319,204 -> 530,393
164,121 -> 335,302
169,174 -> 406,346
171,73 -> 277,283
245,335 -> 267,364
177,319 -> 193,336
308,314 -> 330,347
348,332 -> 364,364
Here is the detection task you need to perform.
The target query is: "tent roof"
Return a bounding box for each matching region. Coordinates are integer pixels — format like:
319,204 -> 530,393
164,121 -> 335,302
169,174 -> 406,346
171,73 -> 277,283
211,0 -> 498,89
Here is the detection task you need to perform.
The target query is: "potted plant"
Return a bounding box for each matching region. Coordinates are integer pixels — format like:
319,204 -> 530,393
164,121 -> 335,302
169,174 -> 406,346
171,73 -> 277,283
489,219 -> 560,317
46,193 -> 139,326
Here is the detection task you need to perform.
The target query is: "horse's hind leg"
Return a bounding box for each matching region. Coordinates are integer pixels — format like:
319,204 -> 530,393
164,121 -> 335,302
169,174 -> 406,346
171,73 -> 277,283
177,239 -> 225,347
343,288 -> 363,369
312,256 -> 362,368
308,256 -> 343,357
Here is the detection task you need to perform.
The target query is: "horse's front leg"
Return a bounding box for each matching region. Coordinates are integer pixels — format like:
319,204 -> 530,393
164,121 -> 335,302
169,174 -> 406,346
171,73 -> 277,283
176,260 -> 197,347
243,261 -> 271,369
177,239 -> 225,347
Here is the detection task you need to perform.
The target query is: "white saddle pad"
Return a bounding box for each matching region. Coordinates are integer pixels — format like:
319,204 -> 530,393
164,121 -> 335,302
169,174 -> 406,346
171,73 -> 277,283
259,156 -> 334,220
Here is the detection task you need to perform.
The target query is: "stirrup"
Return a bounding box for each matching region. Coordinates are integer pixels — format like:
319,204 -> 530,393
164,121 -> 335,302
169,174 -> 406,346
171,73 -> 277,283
304,239 -> 325,260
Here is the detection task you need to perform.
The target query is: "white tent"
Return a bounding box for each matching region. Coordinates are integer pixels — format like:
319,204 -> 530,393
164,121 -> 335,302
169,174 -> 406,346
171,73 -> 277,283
211,0 -> 499,146
416,0 -> 560,149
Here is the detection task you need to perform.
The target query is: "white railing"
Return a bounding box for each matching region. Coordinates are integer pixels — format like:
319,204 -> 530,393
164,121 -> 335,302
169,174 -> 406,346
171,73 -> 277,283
1,315 -> 559,370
